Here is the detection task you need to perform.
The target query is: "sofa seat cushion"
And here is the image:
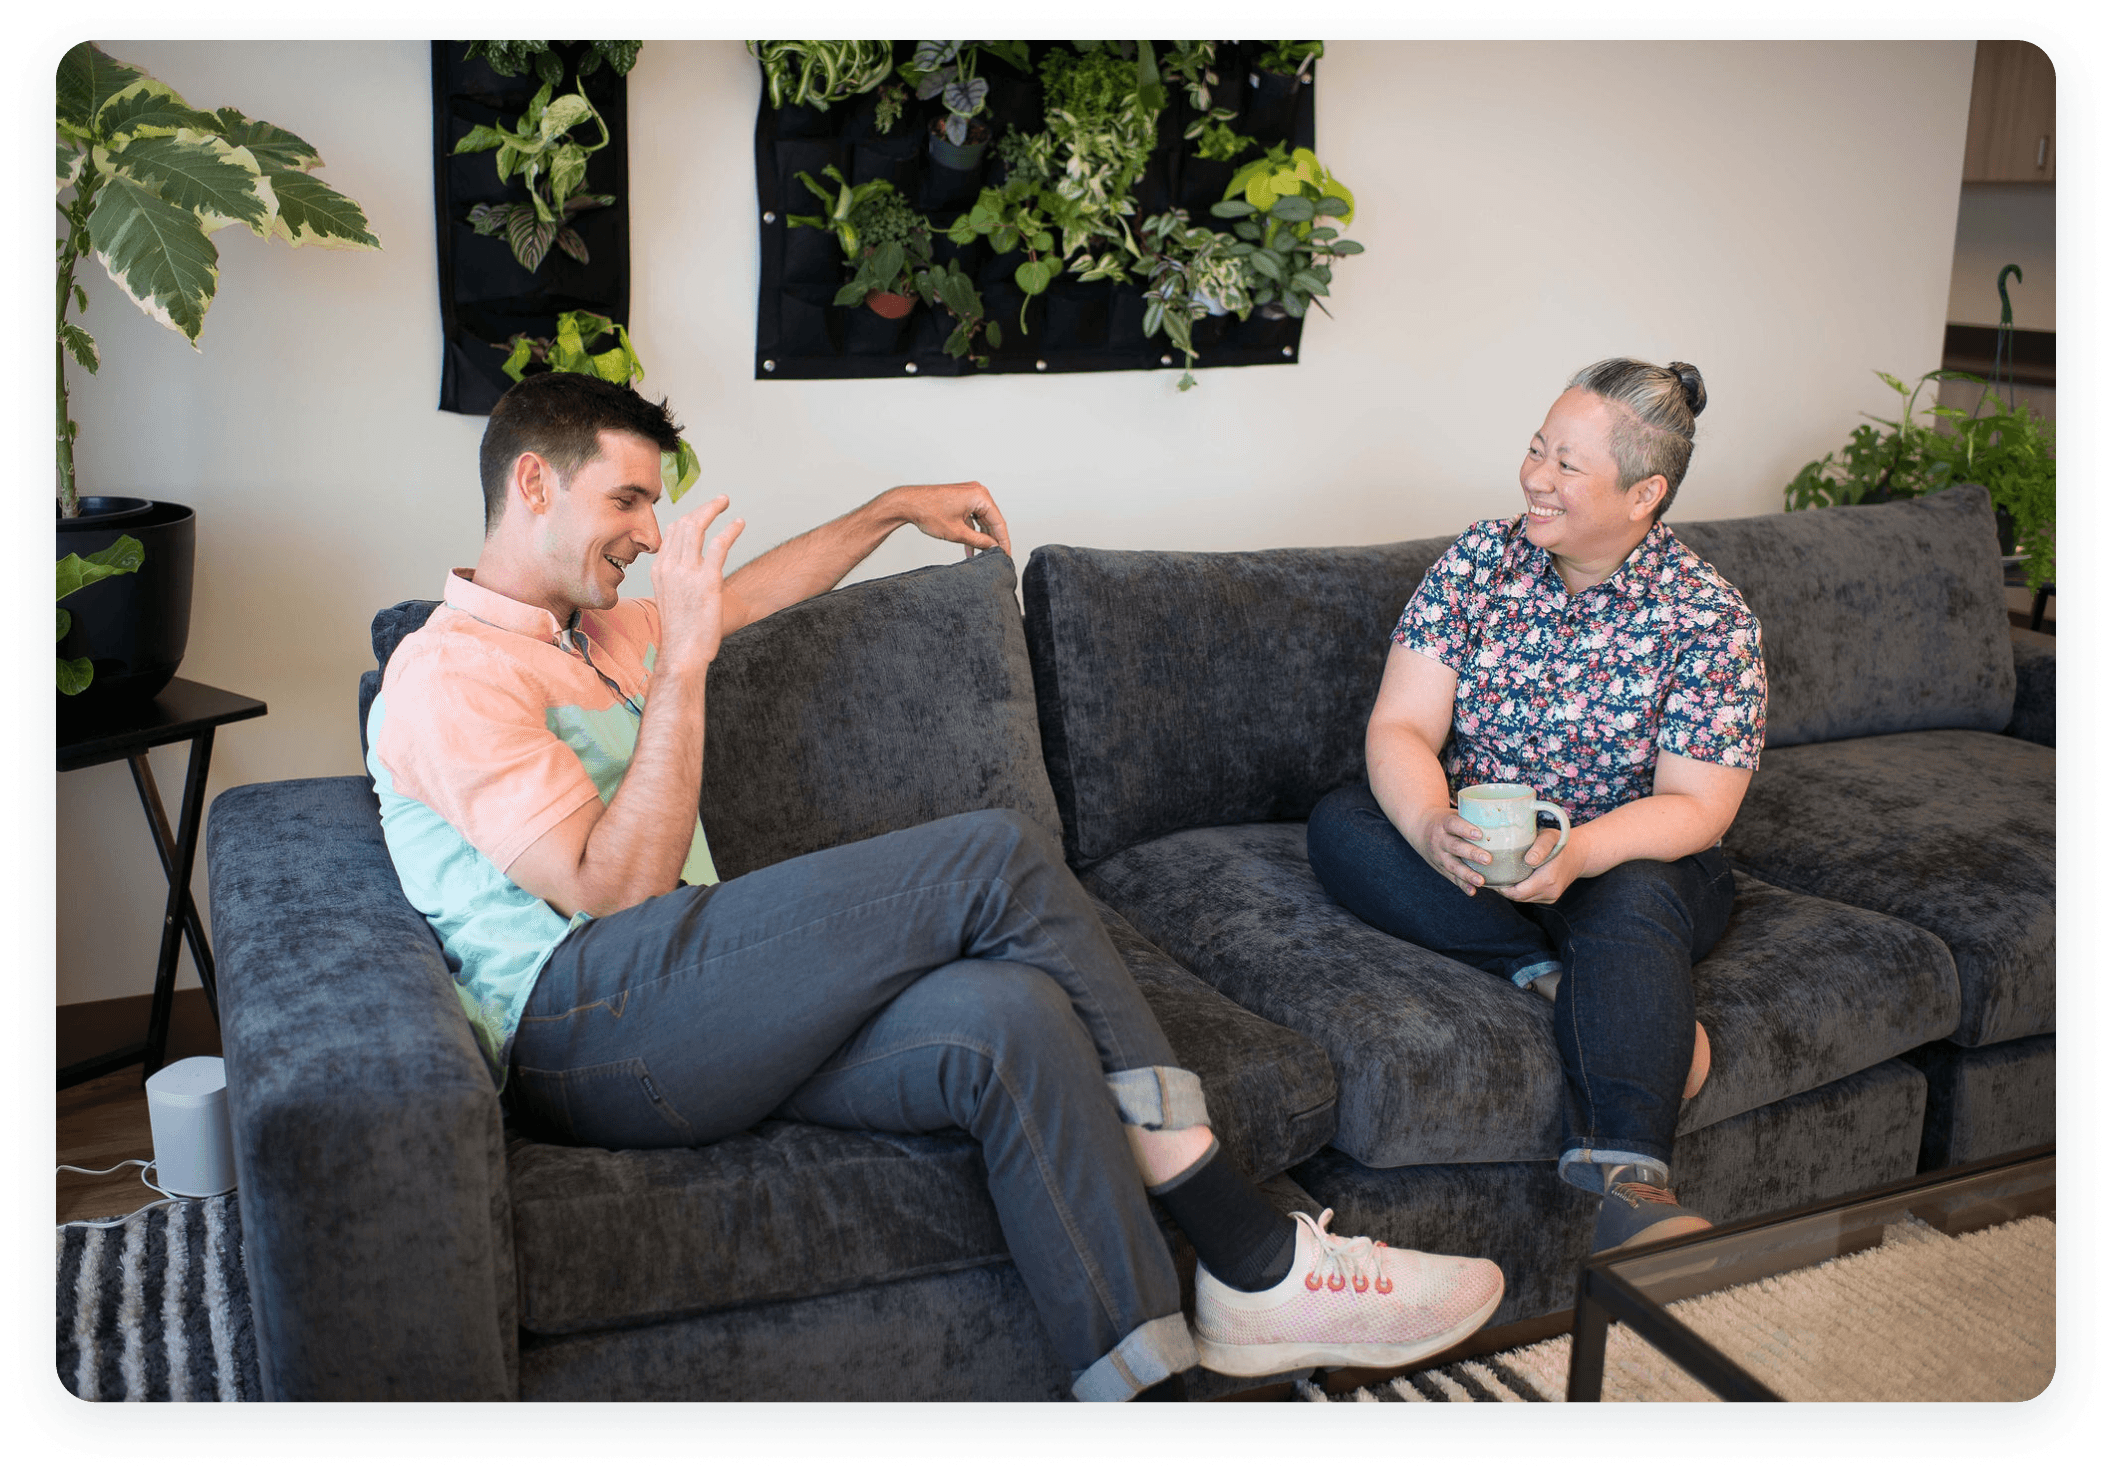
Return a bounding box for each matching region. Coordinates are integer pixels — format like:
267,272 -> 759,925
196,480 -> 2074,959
1084,822 -> 1959,1169
507,896 -> 1336,1335
1723,729 -> 2053,1047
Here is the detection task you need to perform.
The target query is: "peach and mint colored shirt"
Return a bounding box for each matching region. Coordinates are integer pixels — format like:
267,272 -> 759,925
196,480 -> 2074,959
366,571 -> 717,1082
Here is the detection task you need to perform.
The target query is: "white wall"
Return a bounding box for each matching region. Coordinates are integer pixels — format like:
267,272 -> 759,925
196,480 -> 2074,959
58,39 -> 1973,1006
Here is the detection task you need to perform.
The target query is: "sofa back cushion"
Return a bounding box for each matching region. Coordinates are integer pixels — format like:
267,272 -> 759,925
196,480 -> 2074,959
1670,485 -> 2014,748
698,550 -> 1062,877
354,554 -> 1060,880
1023,540 -> 1451,870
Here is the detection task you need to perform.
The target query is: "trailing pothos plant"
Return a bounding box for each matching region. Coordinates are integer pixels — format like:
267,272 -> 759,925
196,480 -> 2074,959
1785,369 -> 2055,589
499,311 -> 701,500
453,45 -> 631,274
55,42 -> 380,518
57,535 -> 143,694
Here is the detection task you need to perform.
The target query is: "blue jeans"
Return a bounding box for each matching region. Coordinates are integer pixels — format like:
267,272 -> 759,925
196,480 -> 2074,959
507,808 -> 1203,1400
1305,781 -> 1735,1188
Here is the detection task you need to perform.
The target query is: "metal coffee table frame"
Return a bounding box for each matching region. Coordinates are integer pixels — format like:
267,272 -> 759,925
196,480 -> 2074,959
1567,1145 -> 2056,1401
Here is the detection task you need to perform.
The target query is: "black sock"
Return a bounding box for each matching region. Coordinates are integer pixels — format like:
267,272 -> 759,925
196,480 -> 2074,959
1135,1372 -> 1188,1401
1148,1140 -> 1297,1292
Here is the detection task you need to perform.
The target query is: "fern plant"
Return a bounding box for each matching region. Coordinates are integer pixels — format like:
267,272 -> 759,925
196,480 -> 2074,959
56,42 -> 379,517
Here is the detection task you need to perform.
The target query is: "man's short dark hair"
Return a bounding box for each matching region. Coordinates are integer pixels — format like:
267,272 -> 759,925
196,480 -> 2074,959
479,373 -> 685,533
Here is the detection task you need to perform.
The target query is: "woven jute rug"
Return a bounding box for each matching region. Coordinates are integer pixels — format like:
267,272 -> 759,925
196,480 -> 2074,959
57,1191 -> 261,1401
1306,1214 -> 2055,1402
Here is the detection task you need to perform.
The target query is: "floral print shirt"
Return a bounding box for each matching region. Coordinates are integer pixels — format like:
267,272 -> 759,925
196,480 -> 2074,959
1392,517 -> 1766,824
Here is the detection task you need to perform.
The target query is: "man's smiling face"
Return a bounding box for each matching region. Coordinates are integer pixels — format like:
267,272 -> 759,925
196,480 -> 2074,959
533,429 -> 665,618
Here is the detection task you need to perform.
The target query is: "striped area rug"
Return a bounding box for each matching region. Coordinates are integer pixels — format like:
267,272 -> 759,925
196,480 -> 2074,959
1309,1213 -> 2055,1402
57,1192 -> 261,1401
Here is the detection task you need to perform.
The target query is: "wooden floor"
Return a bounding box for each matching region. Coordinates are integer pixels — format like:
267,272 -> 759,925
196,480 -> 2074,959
57,1069 -> 165,1225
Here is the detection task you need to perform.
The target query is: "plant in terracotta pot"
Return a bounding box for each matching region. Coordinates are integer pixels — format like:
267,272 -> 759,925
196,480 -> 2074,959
56,42 -> 378,701
791,167 -> 935,317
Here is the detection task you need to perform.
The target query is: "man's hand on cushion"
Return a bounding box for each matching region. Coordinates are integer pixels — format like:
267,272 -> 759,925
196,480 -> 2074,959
883,481 -> 1013,559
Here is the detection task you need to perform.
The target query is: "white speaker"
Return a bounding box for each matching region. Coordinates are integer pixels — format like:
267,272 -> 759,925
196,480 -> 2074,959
145,1056 -> 236,1198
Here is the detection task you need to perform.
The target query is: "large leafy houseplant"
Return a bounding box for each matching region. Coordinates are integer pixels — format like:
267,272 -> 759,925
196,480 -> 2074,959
56,42 -> 380,517
747,41 -> 894,111
498,311 -> 701,499
1784,369 -> 2055,590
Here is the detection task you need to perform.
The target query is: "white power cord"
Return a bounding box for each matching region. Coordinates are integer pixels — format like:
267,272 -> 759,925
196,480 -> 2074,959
57,1159 -> 228,1231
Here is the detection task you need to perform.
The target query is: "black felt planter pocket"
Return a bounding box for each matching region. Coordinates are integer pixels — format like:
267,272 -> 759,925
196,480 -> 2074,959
1179,157 -> 1237,215
845,304 -> 915,356
1241,69 -> 1303,143
1044,277 -> 1113,350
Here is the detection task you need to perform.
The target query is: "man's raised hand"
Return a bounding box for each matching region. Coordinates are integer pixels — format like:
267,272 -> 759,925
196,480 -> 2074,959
652,494 -> 745,672
884,481 -> 1013,559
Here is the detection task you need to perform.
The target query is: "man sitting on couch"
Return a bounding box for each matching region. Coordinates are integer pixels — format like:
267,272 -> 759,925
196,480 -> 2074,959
363,373 -> 1504,1399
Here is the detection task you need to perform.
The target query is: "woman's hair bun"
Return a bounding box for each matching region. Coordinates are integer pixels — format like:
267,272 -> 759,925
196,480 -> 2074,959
1667,362 -> 1706,418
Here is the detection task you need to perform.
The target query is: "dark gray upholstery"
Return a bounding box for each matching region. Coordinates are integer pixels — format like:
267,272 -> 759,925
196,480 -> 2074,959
1023,539 -> 1450,868
1292,1058 -> 1927,1324
208,776 -> 515,1400
357,598 -> 439,760
1082,821 -> 1958,1169
1670,486 -> 2015,747
1904,1033 -> 2055,1172
1723,729 -> 2053,1047
2006,627 -> 2056,747
699,552 -> 1064,878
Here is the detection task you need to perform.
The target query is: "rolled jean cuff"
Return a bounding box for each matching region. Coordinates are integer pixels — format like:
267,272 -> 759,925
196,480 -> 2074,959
1105,1066 -> 1211,1131
1071,1312 -> 1199,1402
1559,1146 -> 1672,1195
1512,959 -> 1562,990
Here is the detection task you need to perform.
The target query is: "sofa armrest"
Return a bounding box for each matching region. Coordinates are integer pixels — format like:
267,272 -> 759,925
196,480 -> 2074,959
207,777 -> 516,1399
2004,627 -> 2055,747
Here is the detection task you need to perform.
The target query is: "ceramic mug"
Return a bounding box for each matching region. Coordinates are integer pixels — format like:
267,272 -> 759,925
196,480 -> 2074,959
1456,783 -> 1571,886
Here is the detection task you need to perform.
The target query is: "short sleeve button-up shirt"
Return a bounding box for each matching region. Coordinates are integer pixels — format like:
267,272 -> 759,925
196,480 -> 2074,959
1392,517 -> 1766,823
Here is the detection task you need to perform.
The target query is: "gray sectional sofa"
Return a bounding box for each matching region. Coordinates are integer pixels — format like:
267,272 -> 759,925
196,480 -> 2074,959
206,482 -> 2051,1399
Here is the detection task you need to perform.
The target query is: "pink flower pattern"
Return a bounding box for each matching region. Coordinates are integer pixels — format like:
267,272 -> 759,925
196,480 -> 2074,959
1392,517 -> 1766,824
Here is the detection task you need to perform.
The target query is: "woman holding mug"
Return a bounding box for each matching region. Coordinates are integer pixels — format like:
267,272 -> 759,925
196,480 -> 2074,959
1305,359 -> 1766,1253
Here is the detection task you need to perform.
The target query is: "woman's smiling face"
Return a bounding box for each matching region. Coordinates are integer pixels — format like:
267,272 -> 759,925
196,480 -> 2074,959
1518,388 -> 1658,577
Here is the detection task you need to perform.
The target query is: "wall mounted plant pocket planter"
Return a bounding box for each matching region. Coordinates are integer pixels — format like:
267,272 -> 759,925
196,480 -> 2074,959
433,41 -> 634,415
751,41 -> 1322,384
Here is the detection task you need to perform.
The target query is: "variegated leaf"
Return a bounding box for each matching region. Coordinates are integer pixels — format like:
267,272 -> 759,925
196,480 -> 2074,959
506,208 -> 559,272
60,323 -> 99,373
537,93 -> 594,145
59,141 -> 84,190
555,226 -> 589,264
210,106 -> 321,171
108,134 -> 270,234
57,42 -> 140,136
264,170 -> 379,249
87,172 -> 218,343
97,89 -> 222,146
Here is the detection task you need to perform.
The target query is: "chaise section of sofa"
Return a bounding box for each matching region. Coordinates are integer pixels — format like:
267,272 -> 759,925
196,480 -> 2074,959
1022,483 -> 2050,1322
214,549 -> 1338,1399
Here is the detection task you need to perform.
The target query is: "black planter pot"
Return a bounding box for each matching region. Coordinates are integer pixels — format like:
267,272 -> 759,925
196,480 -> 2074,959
57,498 -> 196,721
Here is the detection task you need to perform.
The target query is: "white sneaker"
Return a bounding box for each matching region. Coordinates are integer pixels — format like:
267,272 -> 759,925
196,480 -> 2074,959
1192,1209 -> 1505,1379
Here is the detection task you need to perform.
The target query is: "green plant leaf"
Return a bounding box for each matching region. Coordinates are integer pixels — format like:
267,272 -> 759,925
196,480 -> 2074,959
58,42 -> 142,137
87,172 -> 219,343
96,89 -> 223,146
1313,194 -> 1350,218
1270,194 -> 1316,222
500,335 -> 534,381
60,322 -> 99,373
506,207 -> 560,272
1246,250 -> 1285,283
57,608 -> 70,641
453,123 -> 511,155
833,282 -> 867,306
1209,199 -> 1257,218
1332,239 -> 1365,255
265,168 -> 374,246
663,439 -> 701,503
108,134 -> 271,234
209,106 -> 322,172
58,655 -> 95,695
57,535 -> 145,602
555,226 -> 589,264
985,321 -> 1002,348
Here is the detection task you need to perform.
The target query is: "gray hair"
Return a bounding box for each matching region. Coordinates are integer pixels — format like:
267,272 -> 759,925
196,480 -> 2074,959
1567,359 -> 1707,519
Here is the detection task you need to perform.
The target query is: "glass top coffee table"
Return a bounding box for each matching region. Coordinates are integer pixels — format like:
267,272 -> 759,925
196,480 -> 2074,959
1567,1146 -> 2055,1401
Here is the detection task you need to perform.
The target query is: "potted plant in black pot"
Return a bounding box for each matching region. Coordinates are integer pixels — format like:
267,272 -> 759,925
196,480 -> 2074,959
56,42 -> 378,712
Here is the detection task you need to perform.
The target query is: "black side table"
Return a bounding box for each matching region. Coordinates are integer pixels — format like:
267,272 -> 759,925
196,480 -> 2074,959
58,678 -> 267,1090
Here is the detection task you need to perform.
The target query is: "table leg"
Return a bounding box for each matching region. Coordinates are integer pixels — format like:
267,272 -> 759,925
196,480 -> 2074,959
141,730 -> 216,1077
1566,1278 -> 1609,1402
127,752 -> 219,1021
